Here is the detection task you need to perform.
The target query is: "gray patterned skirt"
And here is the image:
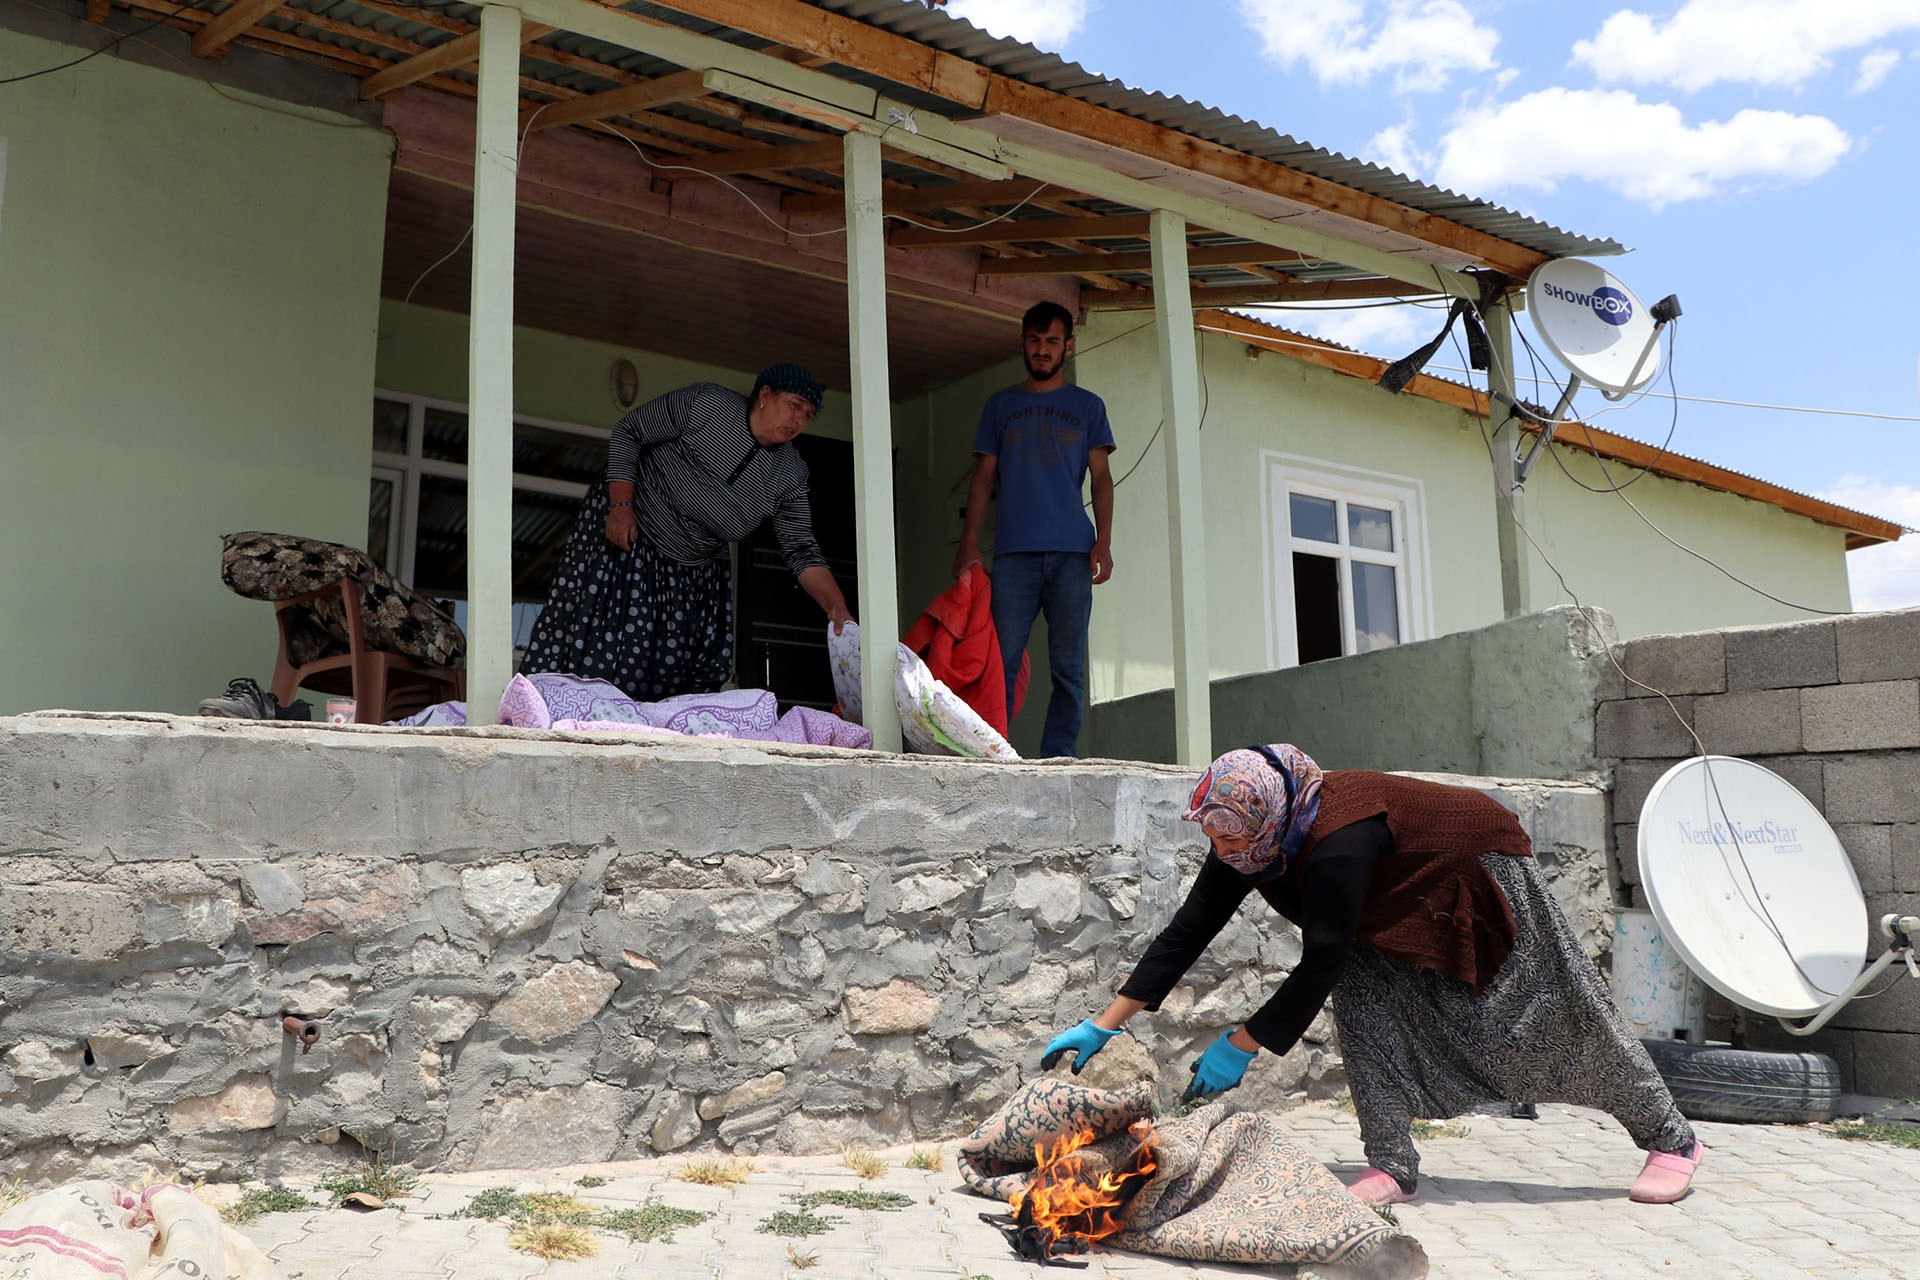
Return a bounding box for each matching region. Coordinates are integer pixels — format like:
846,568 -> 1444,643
1332,853 -> 1695,1186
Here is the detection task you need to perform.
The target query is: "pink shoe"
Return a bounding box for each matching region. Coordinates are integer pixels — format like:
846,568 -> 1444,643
1629,1141 -> 1705,1204
1348,1167 -> 1417,1205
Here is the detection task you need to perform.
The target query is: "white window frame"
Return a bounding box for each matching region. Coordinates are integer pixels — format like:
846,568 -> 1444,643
1261,452 -> 1432,670
370,388 -> 608,587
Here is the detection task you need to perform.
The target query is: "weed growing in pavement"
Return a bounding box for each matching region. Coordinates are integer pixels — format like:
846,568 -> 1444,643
507,1219 -> 598,1261
574,1175 -> 608,1188
791,1189 -> 914,1212
1371,1205 -> 1400,1227
787,1244 -> 821,1270
906,1147 -> 943,1172
1830,1114 -> 1920,1149
1332,1093 -> 1356,1113
839,1146 -> 887,1180
599,1199 -> 712,1243
319,1156 -> 418,1205
1408,1119 -> 1469,1140
0,1180 -> 28,1214
758,1208 -> 838,1237
221,1186 -> 316,1225
678,1157 -> 760,1186
451,1186 -> 528,1220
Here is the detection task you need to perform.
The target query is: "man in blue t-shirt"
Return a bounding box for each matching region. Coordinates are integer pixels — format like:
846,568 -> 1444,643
953,301 -> 1116,757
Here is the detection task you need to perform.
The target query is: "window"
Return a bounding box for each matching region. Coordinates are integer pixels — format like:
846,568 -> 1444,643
1264,457 -> 1428,669
370,393 -> 608,651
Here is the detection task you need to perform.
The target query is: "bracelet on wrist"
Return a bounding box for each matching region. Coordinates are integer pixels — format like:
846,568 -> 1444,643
610,501 -> 634,509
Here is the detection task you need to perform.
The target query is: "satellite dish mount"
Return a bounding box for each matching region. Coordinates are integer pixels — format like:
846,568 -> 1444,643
1511,259 -> 1681,486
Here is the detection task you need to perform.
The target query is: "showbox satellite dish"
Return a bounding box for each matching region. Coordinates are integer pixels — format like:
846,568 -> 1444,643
1527,258 -> 1663,396
1639,755 -> 1919,1034
1510,259 -> 1681,486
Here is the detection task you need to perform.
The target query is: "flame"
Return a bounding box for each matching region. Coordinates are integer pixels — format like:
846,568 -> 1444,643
1010,1121 -> 1158,1256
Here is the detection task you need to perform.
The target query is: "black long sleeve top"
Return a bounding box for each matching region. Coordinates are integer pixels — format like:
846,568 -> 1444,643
1117,816 -> 1391,1056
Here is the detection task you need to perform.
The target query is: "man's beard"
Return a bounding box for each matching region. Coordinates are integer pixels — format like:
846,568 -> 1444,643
1024,353 -> 1059,380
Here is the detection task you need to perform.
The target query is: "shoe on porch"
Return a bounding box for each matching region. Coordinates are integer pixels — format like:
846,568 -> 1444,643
197,677 -> 280,719
1629,1141 -> 1705,1204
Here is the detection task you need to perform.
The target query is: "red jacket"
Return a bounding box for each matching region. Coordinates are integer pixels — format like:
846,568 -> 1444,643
902,566 -> 1029,735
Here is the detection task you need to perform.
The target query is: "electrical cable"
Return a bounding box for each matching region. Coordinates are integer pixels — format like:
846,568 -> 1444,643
1,0 -> 195,85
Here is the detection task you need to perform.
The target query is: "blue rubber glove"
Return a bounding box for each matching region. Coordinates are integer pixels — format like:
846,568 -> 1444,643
1182,1034 -> 1258,1103
1041,1019 -> 1123,1074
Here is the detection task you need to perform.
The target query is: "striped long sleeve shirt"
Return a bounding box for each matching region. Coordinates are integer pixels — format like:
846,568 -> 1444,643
606,382 -> 828,576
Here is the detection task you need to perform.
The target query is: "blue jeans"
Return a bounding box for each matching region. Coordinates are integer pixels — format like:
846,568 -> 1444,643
991,551 -> 1093,758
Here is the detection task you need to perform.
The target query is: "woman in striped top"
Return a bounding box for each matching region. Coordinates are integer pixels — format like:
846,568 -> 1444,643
521,365 -> 853,700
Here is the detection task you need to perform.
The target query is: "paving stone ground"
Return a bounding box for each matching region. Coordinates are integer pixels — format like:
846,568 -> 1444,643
234,1100 -> 1920,1280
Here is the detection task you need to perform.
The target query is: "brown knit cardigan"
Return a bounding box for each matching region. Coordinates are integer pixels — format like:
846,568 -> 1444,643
1297,771 -> 1535,992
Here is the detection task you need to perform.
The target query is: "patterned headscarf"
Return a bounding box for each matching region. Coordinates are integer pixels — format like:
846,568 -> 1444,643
1182,744 -> 1325,877
753,363 -> 826,410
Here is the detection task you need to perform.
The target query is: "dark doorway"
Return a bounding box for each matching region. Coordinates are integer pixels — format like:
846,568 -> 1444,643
735,436 -> 860,710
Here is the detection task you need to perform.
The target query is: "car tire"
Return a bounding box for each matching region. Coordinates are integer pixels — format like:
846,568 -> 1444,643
1639,1038 -> 1841,1124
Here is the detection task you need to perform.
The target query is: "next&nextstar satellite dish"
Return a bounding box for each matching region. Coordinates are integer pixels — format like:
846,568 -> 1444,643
1639,755 -> 1919,1035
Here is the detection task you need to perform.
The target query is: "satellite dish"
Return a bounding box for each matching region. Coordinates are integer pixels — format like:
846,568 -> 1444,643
1509,259 -> 1680,486
1638,756 -> 1920,1040
1527,259 -> 1662,395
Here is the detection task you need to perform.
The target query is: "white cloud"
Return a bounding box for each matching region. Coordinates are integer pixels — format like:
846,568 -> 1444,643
1366,122 -> 1434,178
1815,476 -> 1920,611
1253,300 -> 1446,356
1237,0 -> 1501,93
943,0 -> 1089,49
1433,88 -> 1851,209
1853,48 -> 1903,93
1572,1 -> 1920,92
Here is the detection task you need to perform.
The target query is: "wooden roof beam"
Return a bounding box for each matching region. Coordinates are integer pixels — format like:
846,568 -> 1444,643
980,242 -> 1314,276
191,0 -> 282,58
890,211 -> 1154,247
632,0 -> 1548,274
1088,276 -> 1442,310
783,177 -> 1048,218
361,22 -> 556,100
677,138 -> 846,177
523,68 -> 708,132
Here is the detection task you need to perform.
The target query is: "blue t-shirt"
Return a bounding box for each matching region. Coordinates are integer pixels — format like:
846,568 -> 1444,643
972,383 -> 1116,554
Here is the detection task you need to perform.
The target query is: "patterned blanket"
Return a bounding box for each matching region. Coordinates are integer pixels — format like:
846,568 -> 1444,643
0,1181 -> 278,1280
959,1079 -> 1427,1279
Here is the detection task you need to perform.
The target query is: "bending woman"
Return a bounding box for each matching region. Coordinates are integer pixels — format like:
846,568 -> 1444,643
522,365 -> 852,700
1043,744 -> 1705,1206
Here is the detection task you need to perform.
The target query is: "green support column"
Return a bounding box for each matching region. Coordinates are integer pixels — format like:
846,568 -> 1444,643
1150,210 -> 1212,767
843,129 -> 902,753
1483,296 -> 1532,618
462,2 -> 521,727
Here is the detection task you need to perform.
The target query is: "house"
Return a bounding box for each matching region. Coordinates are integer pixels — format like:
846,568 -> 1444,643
0,0 -> 1898,762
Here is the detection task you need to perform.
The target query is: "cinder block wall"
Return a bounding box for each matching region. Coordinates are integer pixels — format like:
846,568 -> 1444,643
1598,609 -> 1920,1098
0,713 -> 1606,1182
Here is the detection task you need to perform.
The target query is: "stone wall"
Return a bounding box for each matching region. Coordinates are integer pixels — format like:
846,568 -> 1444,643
1599,609 -> 1920,1097
0,713 -> 1606,1181
1083,606 -> 1617,782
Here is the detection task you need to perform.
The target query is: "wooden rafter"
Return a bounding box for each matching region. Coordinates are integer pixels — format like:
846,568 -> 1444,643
675,138 -> 845,177
191,0 -> 284,58
783,178 -> 1048,218
889,211 -> 1155,248
978,242 -> 1313,276
361,23 -> 556,100
85,0 -> 110,23
630,0 -> 1550,275
1086,277 -> 1444,310
523,69 -> 708,132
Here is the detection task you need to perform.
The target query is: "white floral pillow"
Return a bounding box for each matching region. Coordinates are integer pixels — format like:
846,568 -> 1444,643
828,620 -> 864,724
893,644 -> 1019,761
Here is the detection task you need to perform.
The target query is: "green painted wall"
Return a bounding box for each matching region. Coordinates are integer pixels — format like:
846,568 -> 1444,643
884,311 -> 1853,758
0,27 -> 393,718
375,299 -> 855,442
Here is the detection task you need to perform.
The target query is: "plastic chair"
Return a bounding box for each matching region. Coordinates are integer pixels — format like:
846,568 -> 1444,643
268,576 -> 464,724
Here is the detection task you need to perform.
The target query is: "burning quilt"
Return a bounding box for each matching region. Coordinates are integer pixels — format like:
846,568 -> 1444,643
959,1079 -> 1428,1279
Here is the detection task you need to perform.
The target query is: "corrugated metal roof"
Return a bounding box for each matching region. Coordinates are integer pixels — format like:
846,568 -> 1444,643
808,0 -> 1622,260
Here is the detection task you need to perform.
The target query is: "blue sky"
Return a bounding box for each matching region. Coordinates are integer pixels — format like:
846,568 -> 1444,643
936,0 -> 1920,611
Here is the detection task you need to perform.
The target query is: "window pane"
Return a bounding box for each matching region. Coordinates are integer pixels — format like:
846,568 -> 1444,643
368,475 -> 396,570
514,421 -> 605,486
1292,552 -> 1343,663
1348,503 -> 1395,552
406,473 -> 586,605
1353,561 -> 1400,653
1289,493 -> 1338,544
373,399 -> 410,454
422,407 -> 468,464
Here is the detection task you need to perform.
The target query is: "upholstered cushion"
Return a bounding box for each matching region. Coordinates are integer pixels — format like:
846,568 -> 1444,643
220,531 -> 465,668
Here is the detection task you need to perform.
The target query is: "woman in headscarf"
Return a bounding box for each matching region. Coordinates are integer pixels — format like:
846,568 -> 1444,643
1041,744 -> 1706,1206
522,364 -> 852,700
